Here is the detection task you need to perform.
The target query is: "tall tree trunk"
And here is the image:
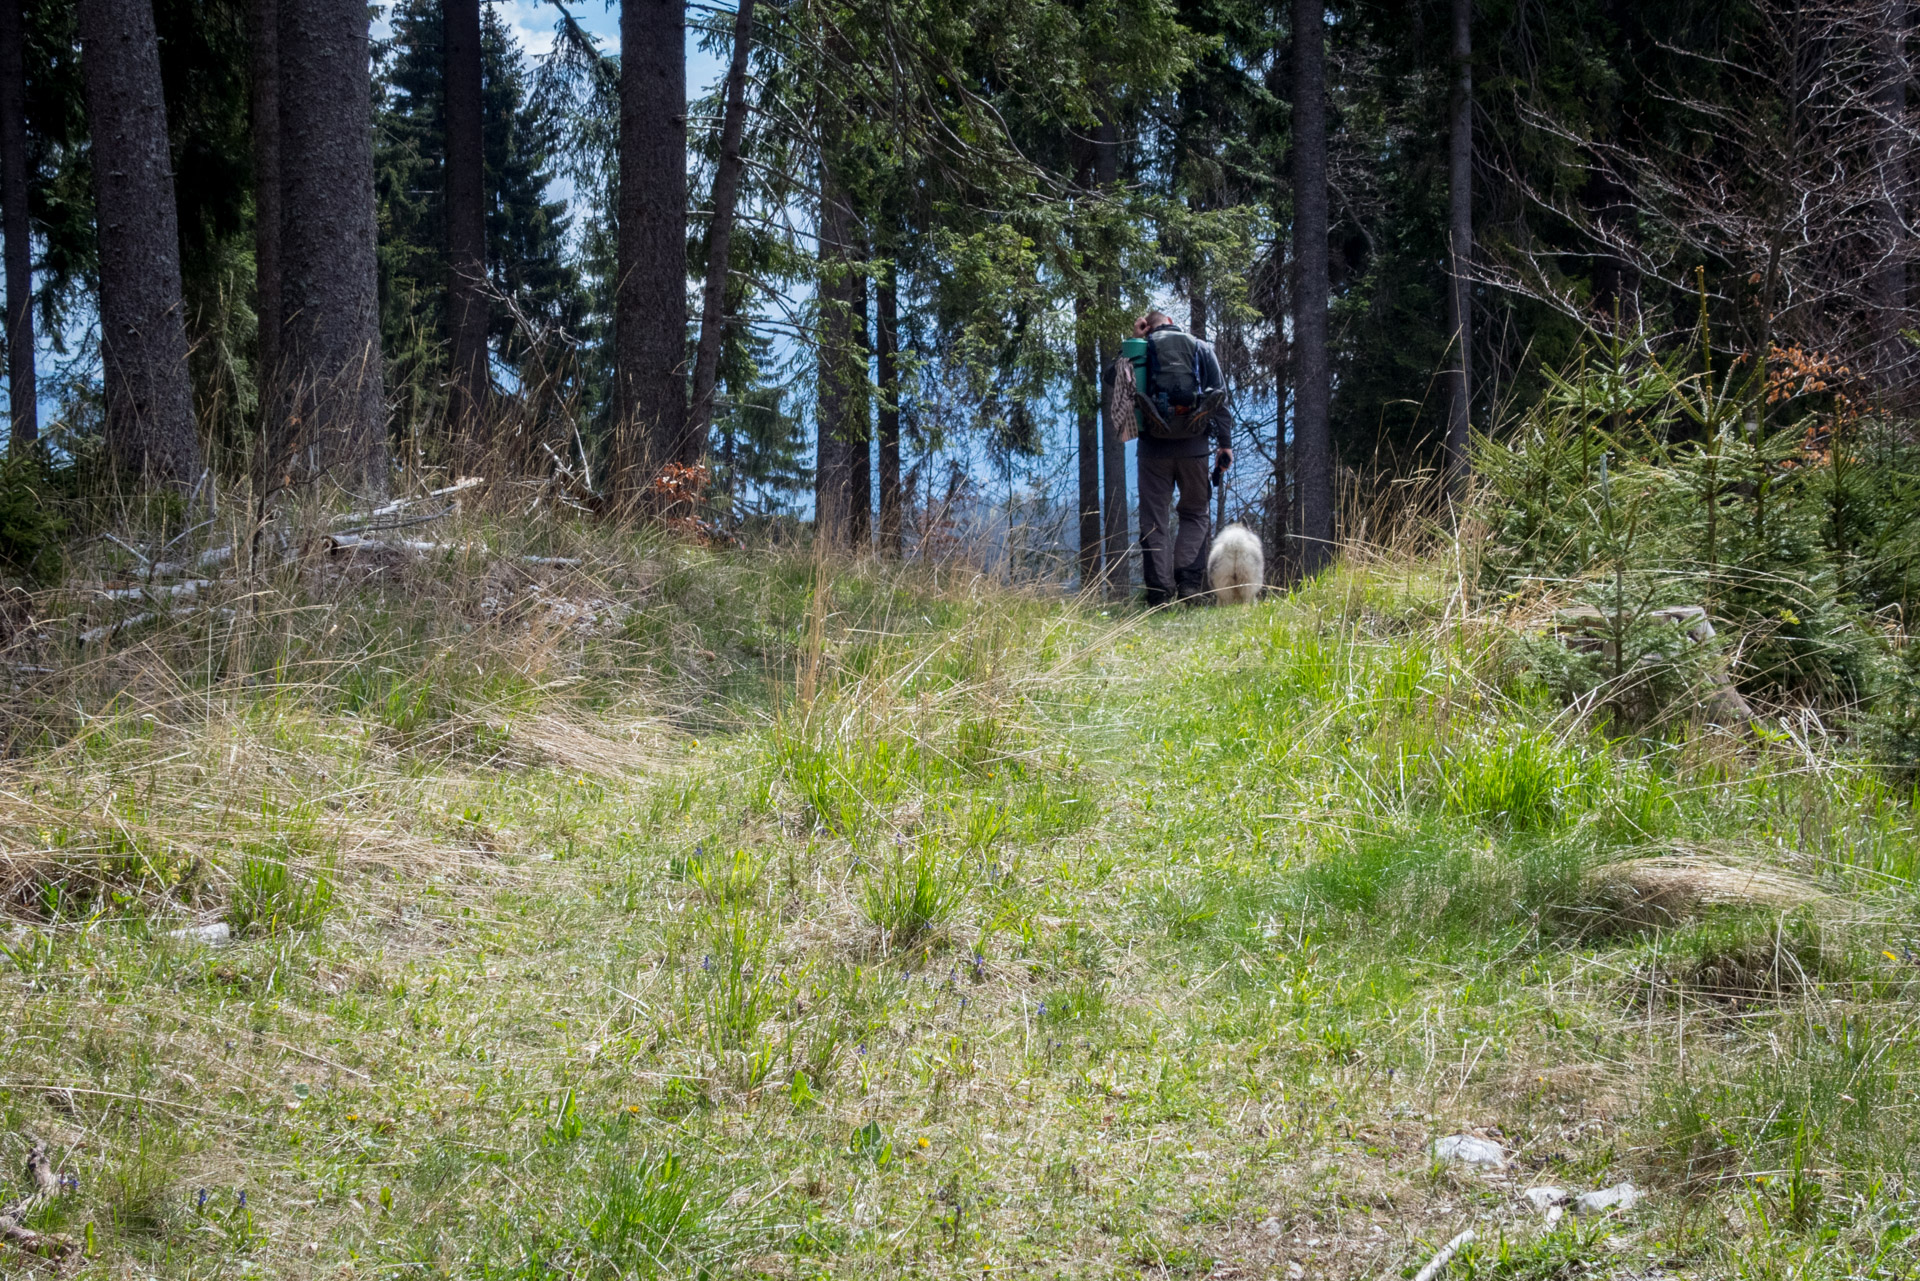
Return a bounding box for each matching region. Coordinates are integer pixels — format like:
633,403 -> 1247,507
1272,431 -> 1291,585
1192,279 -> 1222,530
616,0 -> 689,497
686,0 -> 756,462
814,142 -> 855,548
1445,0 -> 1472,497
1873,0 -> 1910,395
849,252 -> 871,550
1095,109 -> 1128,598
278,0 -> 385,494
444,0 -> 489,462
78,0 -> 204,488
0,0 -> 34,449
1074,292 -> 1101,588
1267,321 -> 1290,583
877,259 -> 902,556
249,0 -> 280,431
1290,0 -> 1333,576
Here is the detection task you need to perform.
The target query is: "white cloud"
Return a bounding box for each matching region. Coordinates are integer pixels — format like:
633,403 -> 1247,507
491,0 -> 622,59
493,0 -> 559,58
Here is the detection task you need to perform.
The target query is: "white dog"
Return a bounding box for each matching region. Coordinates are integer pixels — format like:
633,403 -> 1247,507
1207,523 -> 1264,604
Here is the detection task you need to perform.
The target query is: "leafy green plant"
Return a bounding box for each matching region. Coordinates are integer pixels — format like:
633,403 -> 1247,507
847,1121 -> 893,1167
1868,638 -> 1920,782
101,1121 -> 186,1238
775,731 -> 915,838
1038,977 -> 1106,1026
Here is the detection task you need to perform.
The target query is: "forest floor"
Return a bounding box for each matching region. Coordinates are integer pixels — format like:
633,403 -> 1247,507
0,527 -> 1915,1279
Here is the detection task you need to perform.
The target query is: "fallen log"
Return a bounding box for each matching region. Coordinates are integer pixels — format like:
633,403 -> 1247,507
91,578 -> 211,602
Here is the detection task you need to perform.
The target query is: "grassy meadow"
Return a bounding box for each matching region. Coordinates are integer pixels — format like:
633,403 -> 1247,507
0,513 -> 1917,1278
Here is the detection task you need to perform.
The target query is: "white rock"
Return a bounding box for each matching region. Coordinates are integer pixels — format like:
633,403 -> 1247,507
1432,1134 -> 1506,1168
168,921 -> 231,946
1573,1182 -> 1641,1215
1522,1186 -> 1569,1211
1258,1217 -> 1283,1238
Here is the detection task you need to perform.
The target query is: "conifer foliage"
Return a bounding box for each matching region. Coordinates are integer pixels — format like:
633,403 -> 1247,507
0,0 -> 1914,572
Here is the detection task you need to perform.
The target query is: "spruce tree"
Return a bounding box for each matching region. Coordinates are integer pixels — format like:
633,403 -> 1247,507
615,0 -> 690,495
77,0 -> 205,487
444,0 -> 488,456
278,0 -> 385,494
1,0 -> 34,448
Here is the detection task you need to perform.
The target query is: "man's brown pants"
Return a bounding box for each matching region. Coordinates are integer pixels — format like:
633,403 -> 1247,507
1138,453 -> 1211,604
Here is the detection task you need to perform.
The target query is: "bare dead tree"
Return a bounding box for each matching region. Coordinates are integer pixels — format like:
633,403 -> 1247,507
1482,0 -> 1917,405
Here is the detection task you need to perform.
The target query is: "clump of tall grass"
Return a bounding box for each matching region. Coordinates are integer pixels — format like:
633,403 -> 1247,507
580,1151 -> 712,1273
225,839 -> 336,937
861,837 -> 967,944
1431,726 -> 1602,831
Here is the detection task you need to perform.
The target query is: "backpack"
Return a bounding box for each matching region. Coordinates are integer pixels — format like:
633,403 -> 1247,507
1134,328 -> 1221,440
1143,328 -> 1204,410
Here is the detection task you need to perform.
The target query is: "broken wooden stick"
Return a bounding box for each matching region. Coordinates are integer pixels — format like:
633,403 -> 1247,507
0,1142 -> 77,1259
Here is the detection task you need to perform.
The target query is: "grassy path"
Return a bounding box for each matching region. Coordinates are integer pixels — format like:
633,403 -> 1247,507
2,555 -> 1917,1278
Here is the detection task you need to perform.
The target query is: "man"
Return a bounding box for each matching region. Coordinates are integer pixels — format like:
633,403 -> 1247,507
1131,309 -> 1234,605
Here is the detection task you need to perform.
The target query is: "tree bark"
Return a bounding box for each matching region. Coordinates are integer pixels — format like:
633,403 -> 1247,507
616,0 -> 689,496
444,0 -> 489,460
877,260 -> 902,556
1445,0 -> 1472,497
0,0 -> 35,448
1271,430 -> 1291,585
278,0 -> 386,495
78,0 -> 204,488
249,0 -> 280,429
686,0 -> 756,463
1192,278 -> 1221,530
1095,109 -> 1128,598
1290,0 -> 1333,576
814,142 -> 855,549
1074,291 -> 1101,588
849,251 -> 871,550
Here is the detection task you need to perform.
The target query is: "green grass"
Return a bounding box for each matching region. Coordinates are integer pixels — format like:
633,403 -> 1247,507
2,520 -> 1920,1277
225,839 -> 337,937
860,837 -> 967,944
